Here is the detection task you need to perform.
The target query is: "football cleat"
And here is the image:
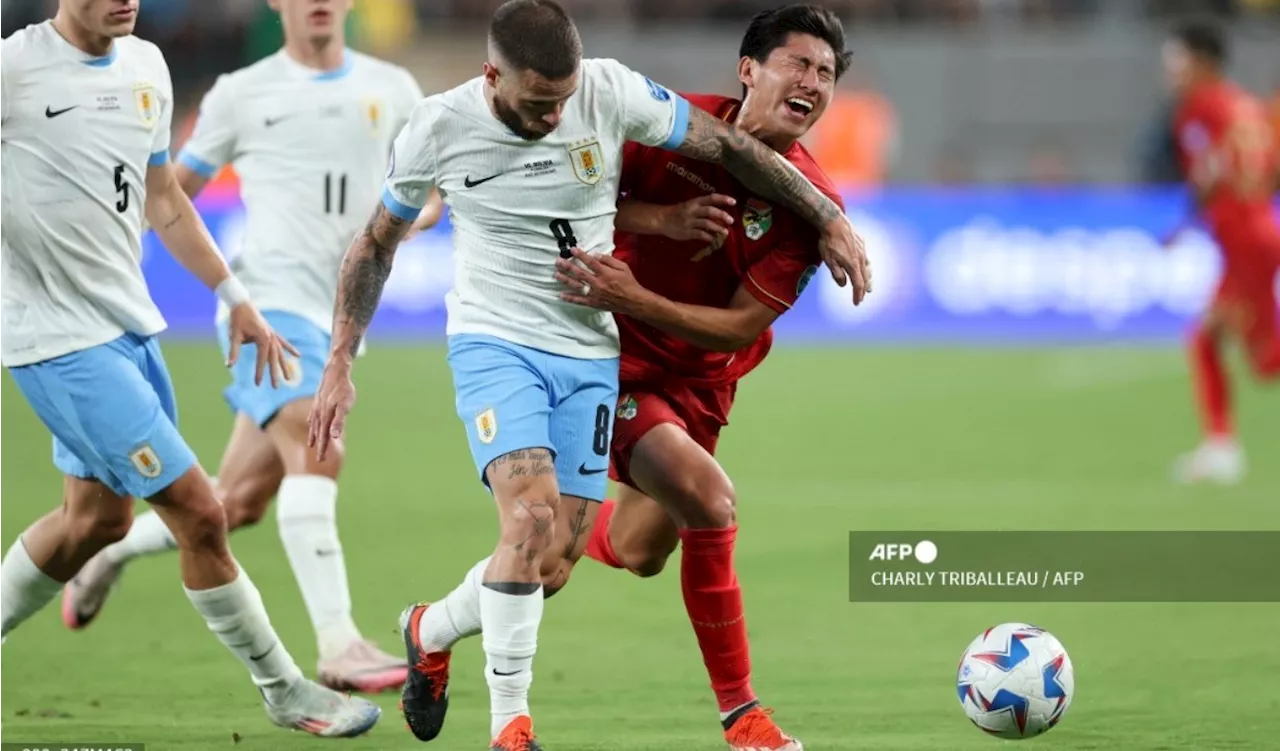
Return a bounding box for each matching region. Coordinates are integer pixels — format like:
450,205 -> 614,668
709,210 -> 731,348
318,639 -> 409,693
62,551 -> 122,630
1173,439 -> 1245,485
398,603 -> 452,741
263,678 -> 381,738
723,704 -> 804,751
490,715 -> 542,751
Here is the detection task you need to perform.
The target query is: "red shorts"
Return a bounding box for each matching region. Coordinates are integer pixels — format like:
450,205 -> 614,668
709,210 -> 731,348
608,381 -> 737,489
1211,262 -> 1279,366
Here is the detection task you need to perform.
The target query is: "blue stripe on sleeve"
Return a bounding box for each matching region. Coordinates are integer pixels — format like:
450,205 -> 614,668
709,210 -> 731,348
148,149 -> 171,167
381,186 -> 422,221
660,95 -> 691,151
177,150 -> 217,178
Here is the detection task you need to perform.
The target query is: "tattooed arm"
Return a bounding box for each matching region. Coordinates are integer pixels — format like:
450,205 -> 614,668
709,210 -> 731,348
328,203 -> 411,363
669,107 -> 871,303
675,106 -> 842,231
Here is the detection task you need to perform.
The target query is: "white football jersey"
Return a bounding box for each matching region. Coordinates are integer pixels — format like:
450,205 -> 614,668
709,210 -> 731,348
178,50 -> 423,334
383,58 -> 689,360
1,22 -> 173,367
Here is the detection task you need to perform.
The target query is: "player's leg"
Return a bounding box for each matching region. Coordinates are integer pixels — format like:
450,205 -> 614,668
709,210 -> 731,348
63,414 -> 283,629
1176,281 -> 1246,484
401,335 -> 560,746
266,398 -> 408,692
590,390 -> 801,750
6,334 -> 380,736
219,310 -> 406,691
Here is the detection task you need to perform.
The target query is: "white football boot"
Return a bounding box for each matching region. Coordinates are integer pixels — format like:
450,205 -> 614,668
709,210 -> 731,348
263,677 -> 382,737
1173,438 -> 1245,485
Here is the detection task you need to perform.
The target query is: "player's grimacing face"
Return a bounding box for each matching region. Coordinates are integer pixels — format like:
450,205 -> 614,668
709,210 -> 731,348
66,0 -> 139,38
743,32 -> 837,141
487,64 -> 580,141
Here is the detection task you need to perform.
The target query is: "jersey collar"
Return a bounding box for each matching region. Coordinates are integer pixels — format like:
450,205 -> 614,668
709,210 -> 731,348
44,20 -> 119,67
278,48 -> 354,81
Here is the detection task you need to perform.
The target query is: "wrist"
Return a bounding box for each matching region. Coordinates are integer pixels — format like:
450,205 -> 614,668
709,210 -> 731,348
622,286 -> 661,320
215,276 -> 251,308
656,205 -> 680,239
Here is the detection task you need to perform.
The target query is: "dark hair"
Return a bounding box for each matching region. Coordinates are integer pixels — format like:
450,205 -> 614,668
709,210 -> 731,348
1173,21 -> 1227,67
739,5 -> 853,96
489,0 -> 582,80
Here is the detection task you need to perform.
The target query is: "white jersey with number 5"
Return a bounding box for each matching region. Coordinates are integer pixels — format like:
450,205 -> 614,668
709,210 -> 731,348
1,22 -> 174,367
178,50 -> 423,334
382,58 -> 690,360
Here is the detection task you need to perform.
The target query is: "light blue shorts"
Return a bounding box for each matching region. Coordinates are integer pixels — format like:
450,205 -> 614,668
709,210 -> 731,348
217,310 -> 328,427
8,333 -> 197,498
447,334 -> 620,502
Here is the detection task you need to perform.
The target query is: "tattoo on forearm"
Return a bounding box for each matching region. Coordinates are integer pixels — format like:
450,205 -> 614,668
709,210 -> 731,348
677,108 -> 841,229
158,210 -> 183,232
334,205 -> 406,357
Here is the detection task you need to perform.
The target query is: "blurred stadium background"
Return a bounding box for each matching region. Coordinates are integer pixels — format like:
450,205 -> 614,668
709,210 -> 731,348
3,1 -> 1279,749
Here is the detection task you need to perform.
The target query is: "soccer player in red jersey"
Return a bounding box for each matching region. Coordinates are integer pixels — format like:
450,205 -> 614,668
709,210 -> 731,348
1164,22 -> 1280,484
554,7 -> 857,749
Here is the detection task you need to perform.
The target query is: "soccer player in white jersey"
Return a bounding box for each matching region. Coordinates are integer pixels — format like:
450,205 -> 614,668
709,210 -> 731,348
0,0 -> 382,738
307,1 -> 870,747
61,0 -> 440,695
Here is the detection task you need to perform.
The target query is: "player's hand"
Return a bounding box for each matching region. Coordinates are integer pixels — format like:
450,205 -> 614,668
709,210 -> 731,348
661,194 -> 737,243
556,249 -> 645,315
818,215 -> 872,305
226,303 -> 300,387
308,357 -> 356,462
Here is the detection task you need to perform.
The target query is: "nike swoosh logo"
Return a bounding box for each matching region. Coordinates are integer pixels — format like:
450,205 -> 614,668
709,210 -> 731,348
492,668 -> 523,677
263,115 -> 295,127
463,173 -> 502,188
249,642 -> 278,661
577,464 -> 607,476
45,105 -> 78,118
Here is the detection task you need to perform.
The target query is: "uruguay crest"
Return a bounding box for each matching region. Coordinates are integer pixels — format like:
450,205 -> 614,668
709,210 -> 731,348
742,198 -> 773,241
133,83 -> 158,128
475,408 -> 498,444
568,139 -> 604,185
362,98 -> 383,133
129,444 -> 163,478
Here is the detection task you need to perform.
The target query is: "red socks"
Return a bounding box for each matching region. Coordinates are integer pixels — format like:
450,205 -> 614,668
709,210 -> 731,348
1191,328 -> 1233,438
584,499 -> 624,569
680,526 -> 755,714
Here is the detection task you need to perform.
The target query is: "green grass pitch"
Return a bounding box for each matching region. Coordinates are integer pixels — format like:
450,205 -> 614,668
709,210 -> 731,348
2,342 -> 1278,750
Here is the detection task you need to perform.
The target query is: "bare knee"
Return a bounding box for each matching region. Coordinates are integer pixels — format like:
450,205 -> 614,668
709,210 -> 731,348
218,479 -> 272,529
159,479 -> 228,553
500,492 -> 559,563
64,497 -> 134,549
679,480 -> 736,530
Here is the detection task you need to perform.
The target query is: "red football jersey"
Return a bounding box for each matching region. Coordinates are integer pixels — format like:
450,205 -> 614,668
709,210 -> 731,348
1174,80 -> 1280,257
614,93 -> 843,388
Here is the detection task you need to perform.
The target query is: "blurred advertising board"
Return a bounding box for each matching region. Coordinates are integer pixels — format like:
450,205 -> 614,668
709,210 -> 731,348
145,185 -> 1275,344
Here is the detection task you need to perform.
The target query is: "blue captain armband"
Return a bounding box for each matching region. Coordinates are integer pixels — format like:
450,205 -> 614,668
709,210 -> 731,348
660,95 -> 691,151
381,185 -> 422,221
177,150 -> 217,177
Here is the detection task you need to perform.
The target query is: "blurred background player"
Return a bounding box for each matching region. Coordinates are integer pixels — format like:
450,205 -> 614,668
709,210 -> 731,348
61,0 -> 441,694
0,0 -> 381,736
1164,22 -> 1280,485
305,1 -> 867,747
553,7 -> 850,750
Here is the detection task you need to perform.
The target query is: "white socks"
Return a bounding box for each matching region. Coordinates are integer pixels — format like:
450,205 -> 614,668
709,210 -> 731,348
185,566 -> 303,704
480,583 -> 543,738
276,474 -> 360,659
103,510 -> 176,564
418,556 -> 487,652
1,538 -> 65,639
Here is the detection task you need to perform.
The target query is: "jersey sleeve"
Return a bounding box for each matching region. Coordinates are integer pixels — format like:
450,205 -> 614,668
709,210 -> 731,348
592,59 -> 689,151
148,49 -> 175,166
743,234 -> 822,314
1,42 -> 10,127
381,99 -> 440,221
175,75 -> 237,178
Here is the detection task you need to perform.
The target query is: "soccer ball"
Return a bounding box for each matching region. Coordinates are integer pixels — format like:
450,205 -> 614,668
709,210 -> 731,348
956,622 -> 1074,739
